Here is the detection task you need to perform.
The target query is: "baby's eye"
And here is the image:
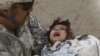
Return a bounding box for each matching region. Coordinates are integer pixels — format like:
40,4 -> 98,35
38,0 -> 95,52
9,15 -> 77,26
52,27 -> 67,30
60,28 -> 66,30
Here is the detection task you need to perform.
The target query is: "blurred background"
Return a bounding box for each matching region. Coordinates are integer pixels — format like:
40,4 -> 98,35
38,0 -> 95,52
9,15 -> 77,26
1,0 -> 100,38
31,0 -> 100,38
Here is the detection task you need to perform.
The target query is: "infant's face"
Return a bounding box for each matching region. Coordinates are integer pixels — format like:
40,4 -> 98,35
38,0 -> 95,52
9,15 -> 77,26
49,24 -> 68,43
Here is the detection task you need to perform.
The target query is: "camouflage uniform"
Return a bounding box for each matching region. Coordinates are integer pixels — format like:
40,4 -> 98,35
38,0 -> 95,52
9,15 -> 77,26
0,0 -> 33,9
0,19 -> 33,56
0,0 -> 35,56
26,15 -> 47,56
0,15 -> 47,56
0,25 -> 12,56
0,24 -> 26,56
0,0 -> 47,56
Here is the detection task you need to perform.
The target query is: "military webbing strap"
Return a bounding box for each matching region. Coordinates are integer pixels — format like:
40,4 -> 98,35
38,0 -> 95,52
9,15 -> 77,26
0,31 -> 27,56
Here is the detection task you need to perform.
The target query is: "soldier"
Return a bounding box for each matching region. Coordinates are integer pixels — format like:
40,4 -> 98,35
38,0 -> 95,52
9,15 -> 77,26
0,0 -> 47,56
0,0 -> 38,56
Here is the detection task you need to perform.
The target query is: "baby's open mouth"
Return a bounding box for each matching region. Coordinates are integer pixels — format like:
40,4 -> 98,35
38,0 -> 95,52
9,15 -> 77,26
54,32 -> 60,37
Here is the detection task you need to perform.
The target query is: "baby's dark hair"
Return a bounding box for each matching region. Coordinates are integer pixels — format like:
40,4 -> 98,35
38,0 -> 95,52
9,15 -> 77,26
47,18 -> 75,42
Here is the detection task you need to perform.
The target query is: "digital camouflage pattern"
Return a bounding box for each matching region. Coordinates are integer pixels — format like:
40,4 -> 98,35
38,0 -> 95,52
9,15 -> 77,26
0,0 -> 47,56
0,24 -> 27,56
0,15 -> 47,56
27,15 -> 47,56
0,0 -> 33,9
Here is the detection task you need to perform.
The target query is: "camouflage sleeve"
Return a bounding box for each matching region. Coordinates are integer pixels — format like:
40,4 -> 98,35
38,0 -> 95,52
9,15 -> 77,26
26,15 -> 48,55
0,31 -> 27,56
